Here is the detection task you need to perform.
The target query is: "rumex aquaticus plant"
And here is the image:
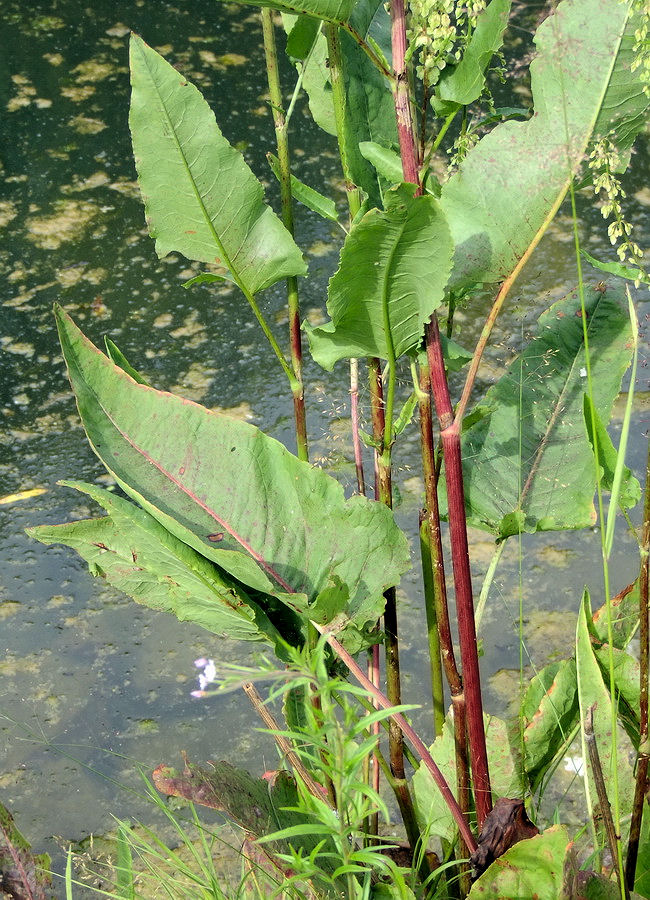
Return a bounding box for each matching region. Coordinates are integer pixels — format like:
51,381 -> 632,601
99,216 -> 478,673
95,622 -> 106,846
28,0 -> 650,896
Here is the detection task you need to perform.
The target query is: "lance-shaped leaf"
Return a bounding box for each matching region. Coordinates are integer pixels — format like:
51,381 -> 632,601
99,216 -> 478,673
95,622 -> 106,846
307,185 -> 454,369
434,0 -> 511,111
521,659 -> 578,790
440,0 -> 649,289
28,481 -> 283,645
583,393 -> 640,510
54,307 -> 411,633
455,282 -> 634,537
576,590 -> 635,831
129,34 -> 306,296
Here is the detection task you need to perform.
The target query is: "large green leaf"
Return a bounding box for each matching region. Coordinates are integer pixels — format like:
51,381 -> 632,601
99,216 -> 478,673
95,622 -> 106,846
456,282 -> 634,537
285,0 -> 397,206
412,713 -> 523,842
592,580 -> 639,649
435,0 -> 511,110
576,590 -> 635,836
522,659 -> 579,789
129,34 -> 306,296
467,826 -> 569,899
28,481 -> 280,644
54,307 -> 411,635
440,0 -> 648,289
307,185 -> 454,369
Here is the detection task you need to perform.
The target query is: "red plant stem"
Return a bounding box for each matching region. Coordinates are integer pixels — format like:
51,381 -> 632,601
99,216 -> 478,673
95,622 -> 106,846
426,316 -> 492,827
418,363 -> 471,878
316,624 -> 478,853
626,438 -> 650,890
390,0 -> 420,189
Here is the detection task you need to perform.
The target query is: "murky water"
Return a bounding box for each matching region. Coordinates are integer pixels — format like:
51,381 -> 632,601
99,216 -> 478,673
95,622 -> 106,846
1,0 -> 649,886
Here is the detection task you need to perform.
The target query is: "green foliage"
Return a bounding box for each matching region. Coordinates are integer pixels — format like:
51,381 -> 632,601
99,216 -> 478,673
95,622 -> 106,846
267,152 -> 340,222
434,0 -> 511,112
522,659 -> 579,791
440,0 -> 648,289
412,714 -> 524,842
583,394 -> 641,510
467,825 -> 570,899
28,481 -> 284,645
27,0 -> 650,894
307,185 -> 454,369
52,306 -> 411,649
456,282 -> 634,537
576,590 -> 635,836
129,34 -> 306,295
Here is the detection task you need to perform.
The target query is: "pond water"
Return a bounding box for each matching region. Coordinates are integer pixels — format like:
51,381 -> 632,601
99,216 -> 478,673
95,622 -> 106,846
1,0 -> 649,887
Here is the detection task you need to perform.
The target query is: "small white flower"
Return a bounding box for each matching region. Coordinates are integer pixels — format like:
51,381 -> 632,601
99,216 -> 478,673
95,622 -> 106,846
193,657 -> 217,695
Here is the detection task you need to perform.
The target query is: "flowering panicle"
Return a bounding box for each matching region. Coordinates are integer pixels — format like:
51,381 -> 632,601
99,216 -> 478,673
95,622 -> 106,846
588,137 -> 646,285
407,0 -> 486,85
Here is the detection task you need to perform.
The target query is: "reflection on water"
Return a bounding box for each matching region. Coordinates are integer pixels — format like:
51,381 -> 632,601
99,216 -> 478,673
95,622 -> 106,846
1,0 -> 649,878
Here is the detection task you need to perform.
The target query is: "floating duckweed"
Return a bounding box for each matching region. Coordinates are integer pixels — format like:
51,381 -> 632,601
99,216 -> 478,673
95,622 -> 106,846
306,239 -> 333,257
169,361 -> 216,402
60,85 -> 96,102
0,339 -> 35,358
105,23 -> 130,38
66,171 -> 110,192
0,201 -> 18,229
72,58 -> 117,83
216,52 -> 247,66
30,15 -> 65,32
7,75 -> 37,112
26,199 -> 99,249
69,114 -> 107,134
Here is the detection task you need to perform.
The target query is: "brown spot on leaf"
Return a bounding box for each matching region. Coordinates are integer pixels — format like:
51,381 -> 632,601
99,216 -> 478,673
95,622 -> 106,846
208,532 -> 224,542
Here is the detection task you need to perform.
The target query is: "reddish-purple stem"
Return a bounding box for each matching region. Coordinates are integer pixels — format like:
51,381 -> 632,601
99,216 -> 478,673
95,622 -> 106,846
426,317 -> 492,827
390,0 -> 420,188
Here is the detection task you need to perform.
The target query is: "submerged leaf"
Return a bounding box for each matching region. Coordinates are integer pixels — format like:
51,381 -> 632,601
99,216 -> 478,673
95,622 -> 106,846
129,34 -> 305,295
307,185 -> 454,369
